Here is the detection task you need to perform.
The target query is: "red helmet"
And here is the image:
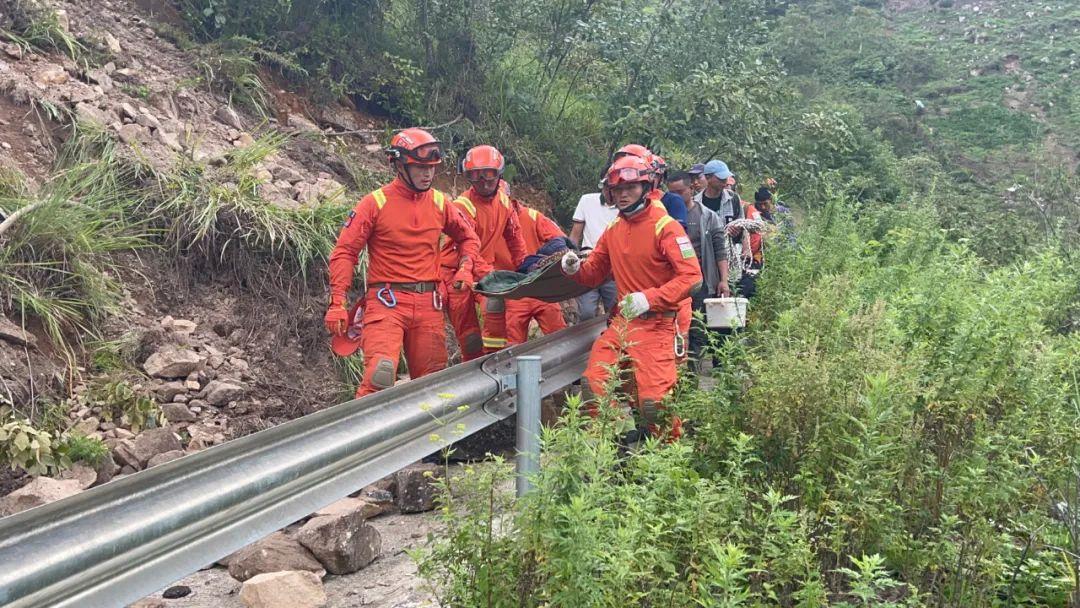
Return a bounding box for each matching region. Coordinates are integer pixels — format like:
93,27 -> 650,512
461,145 -> 505,181
613,143 -> 651,161
603,156 -> 653,215
387,128 -> 443,165
603,155 -> 653,187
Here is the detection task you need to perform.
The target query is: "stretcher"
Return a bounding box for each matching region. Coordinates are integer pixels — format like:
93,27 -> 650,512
474,251 -> 593,303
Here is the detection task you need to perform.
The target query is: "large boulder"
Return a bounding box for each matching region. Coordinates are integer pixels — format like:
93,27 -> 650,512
296,508 -> 381,575
227,532 -> 325,582
394,463 -> 442,513
131,428 -> 182,467
0,477 -> 82,516
239,571 -> 326,608
143,347 -> 203,379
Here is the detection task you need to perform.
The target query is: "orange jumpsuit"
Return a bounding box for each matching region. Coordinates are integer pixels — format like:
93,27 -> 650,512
440,187 -> 527,360
569,203 -> 702,438
503,202 -> 568,345
329,178 -> 481,397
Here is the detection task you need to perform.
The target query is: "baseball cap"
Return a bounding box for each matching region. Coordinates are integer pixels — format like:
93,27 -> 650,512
687,163 -> 705,175
702,160 -> 733,179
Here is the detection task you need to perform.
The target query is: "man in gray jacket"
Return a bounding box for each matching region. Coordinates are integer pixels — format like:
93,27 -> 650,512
667,172 -> 730,366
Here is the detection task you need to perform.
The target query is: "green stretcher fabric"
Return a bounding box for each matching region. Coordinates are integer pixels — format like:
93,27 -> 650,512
474,252 -> 595,303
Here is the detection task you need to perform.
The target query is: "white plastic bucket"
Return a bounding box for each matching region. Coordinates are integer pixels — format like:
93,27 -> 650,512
704,297 -> 748,329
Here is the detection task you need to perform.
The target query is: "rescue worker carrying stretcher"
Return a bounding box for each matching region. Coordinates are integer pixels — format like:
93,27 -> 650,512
325,128 -> 482,397
439,145 -> 528,361
561,155 -> 703,440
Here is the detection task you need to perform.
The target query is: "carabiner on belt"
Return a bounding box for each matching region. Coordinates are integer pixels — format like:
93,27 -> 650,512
432,289 -> 443,311
376,283 -> 397,308
673,326 -> 687,358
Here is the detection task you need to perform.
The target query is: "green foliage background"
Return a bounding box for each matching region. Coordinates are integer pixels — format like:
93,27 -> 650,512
175,0 -> 1077,256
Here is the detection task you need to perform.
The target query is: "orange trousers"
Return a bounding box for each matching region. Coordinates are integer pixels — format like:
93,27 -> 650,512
357,287 -> 447,397
583,315 -> 682,439
506,297 -> 567,345
442,268 -> 507,361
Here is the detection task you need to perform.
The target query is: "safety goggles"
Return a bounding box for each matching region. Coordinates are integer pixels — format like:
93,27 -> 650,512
465,168 -> 501,182
396,143 -> 444,163
604,166 -> 651,186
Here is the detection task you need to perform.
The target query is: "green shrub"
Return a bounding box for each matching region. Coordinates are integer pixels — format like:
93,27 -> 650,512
92,380 -> 162,434
418,196 -> 1080,606
61,434 -> 109,467
0,406 -> 70,476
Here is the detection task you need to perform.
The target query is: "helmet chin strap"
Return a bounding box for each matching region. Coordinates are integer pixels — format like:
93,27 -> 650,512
396,163 -> 431,193
619,195 -> 648,217
612,186 -> 652,217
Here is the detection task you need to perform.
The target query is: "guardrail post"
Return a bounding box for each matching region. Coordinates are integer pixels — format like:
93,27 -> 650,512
515,355 -> 542,497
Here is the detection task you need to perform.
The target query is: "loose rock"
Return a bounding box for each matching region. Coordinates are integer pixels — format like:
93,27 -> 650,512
161,402 -> 195,423
155,381 -> 187,401
103,32 -> 122,55
58,464 -> 97,489
239,571 -> 326,608
33,65 -> 68,86
112,439 -> 141,470
134,112 -> 161,131
227,532 -> 325,582
117,122 -> 148,144
157,130 -> 183,152
0,315 -> 36,348
144,347 -> 203,379
161,585 -> 191,599
131,428 -> 182,467
214,105 -> 244,130
296,510 -> 382,575
146,449 -> 185,468
313,496 -> 389,520
204,380 -> 246,406
394,463 -> 442,513
2,43 -> 23,60
0,477 -> 83,517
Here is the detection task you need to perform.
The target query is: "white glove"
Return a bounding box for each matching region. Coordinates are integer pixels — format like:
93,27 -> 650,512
561,250 -> 581,275
621,292 -> 650,319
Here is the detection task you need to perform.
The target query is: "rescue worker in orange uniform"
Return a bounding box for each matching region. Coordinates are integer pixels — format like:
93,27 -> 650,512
439,145 -> 528,360
503,200 -> 569,345
562,155 -> 703,440
326,128 -> 482,397
612,145 -> 692,360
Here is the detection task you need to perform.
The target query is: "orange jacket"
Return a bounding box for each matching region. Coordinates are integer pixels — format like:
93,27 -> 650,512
572,204 -> 702,312
440,187 -> 527,276
329,178 -> 481,300
511,201 -> 564,253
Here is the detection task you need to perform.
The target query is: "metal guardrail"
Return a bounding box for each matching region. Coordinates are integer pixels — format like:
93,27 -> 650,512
0,318 -> 605,608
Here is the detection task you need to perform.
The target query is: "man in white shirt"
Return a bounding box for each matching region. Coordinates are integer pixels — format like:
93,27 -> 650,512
568,192 -> 619,321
